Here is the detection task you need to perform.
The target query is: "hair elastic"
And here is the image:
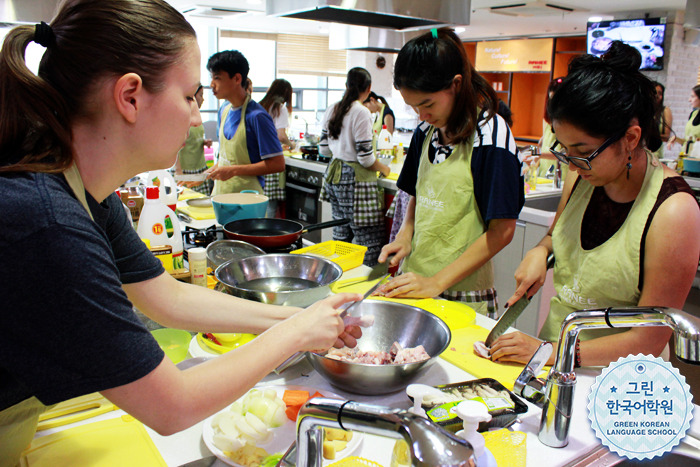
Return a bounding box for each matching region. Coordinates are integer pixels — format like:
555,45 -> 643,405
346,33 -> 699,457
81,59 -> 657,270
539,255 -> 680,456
431,28 -> 438,39
34,21 -> 55,48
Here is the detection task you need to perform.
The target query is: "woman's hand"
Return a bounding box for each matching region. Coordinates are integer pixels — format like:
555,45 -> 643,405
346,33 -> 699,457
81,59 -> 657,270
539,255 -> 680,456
205,164 -> 237,181
380,272 -> 443,299
280,293 -> 361,353
504,246 -> 550,308
378,239 -> 410,266
488,331 -> 546,365
379,162 -> 391,178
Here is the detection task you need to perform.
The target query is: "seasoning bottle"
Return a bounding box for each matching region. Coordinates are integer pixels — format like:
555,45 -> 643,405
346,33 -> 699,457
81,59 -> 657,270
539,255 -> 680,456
188,247 -> 208,287
137,186 -> 183,272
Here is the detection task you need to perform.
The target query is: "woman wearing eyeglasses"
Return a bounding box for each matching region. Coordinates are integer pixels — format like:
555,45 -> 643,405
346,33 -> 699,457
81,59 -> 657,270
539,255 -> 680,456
489,41 -> 700,367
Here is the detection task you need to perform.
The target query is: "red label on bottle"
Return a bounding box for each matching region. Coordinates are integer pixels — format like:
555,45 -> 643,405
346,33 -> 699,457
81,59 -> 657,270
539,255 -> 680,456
151,223 -> 164,235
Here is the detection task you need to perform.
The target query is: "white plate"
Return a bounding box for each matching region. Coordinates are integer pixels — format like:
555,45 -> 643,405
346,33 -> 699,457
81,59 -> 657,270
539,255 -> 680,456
202,384 -> 362,466
188,335 -> 219,358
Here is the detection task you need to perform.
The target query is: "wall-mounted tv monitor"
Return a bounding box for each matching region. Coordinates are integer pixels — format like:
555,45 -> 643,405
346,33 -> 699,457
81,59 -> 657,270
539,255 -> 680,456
586,17 -> 666,71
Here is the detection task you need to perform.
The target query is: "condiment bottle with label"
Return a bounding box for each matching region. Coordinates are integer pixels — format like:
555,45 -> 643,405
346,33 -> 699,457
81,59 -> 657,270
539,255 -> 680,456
188,247 -> 208,287
377,125 -> 393,157
137,186 -> 183,271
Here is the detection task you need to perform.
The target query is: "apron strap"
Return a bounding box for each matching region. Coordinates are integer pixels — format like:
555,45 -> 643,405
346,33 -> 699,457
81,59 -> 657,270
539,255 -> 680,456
63,163 -> 94,221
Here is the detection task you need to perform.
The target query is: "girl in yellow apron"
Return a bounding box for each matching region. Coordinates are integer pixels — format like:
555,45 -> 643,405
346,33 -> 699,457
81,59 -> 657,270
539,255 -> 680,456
490,41 -> 700,368
319,68 -> 391,266
364,92 -> 395,151
684,85 -> 700,144
379,28 -> 523,318
538,78 -> 568,179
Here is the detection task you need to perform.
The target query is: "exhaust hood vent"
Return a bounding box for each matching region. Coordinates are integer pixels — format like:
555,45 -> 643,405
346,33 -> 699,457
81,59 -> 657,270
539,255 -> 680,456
181,6 -> 246,19
0,0 -> 61,23
488,1 -> 586,17
328,24 -> 408,53
267,0 -> 470,30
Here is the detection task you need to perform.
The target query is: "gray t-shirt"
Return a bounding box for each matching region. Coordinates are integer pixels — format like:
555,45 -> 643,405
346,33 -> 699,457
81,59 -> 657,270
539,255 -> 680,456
0,171 -> 165,410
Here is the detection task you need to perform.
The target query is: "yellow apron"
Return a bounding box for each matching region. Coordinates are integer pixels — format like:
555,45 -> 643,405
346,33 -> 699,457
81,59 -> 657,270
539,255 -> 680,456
686,109 -> 700,141
540,152 -> 664,342
323,158 -> 384,227
371,103 -> 386,151
401,126 -> 494,304
211,96 -> 263,196
0,164 -> 92,466
178,124 -> 206,171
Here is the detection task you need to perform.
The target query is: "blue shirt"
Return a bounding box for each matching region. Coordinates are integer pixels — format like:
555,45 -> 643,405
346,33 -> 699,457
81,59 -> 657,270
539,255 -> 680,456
397,112 -> 524,223
218,100 -> 283,187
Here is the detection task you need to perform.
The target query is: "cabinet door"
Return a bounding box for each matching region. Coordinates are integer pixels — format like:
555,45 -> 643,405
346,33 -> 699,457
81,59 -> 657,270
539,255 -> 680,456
492,220 -> 526,314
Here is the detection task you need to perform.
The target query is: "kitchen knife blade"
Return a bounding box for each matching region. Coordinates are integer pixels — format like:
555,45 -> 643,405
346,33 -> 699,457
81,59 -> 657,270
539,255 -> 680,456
339,273 -> 390,318
366,254 -> 395,282
484,295 -> 531,347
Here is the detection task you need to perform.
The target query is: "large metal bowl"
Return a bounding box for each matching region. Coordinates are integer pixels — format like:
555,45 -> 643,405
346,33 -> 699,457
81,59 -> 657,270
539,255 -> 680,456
307,300 -> 451,395
214,254 -> 342,307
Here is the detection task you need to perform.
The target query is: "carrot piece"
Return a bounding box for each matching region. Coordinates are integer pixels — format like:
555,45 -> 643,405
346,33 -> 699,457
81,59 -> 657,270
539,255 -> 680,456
285,405 -> 302,422
310,391 -> 324,399
283,389 -> 310,407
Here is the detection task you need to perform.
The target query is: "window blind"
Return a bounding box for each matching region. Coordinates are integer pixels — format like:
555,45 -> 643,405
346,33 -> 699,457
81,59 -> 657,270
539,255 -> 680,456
276,34 -> 347,77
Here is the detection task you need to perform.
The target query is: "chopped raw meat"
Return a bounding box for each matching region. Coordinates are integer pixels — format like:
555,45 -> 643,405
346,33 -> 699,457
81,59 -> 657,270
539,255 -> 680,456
326,341 -> 430,365
343,314 -> 375,328
473,340 -> 490,359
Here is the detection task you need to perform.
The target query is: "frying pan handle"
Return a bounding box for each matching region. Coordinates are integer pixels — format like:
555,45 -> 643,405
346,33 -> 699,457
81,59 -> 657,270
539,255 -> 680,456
302,218 -> 350,233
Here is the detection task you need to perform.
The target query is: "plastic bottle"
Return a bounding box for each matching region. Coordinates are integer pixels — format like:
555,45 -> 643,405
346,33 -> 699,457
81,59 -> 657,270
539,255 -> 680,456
147,170 -> 178,211
188,247 -> 208,287
377,124 -> 393,157
454,400 -> 497,467
137,186 -> 184,272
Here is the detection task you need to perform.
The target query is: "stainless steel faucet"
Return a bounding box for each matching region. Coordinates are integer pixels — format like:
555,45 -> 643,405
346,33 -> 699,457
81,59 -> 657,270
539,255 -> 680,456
286,397 -> 476,466
533,306 -> 700,448
553,161 -> 562,188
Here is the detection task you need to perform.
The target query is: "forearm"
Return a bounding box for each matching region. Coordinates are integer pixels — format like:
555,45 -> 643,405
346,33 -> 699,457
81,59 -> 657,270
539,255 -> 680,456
578,328 -> 672,367
102,322 -> 302,435
124,273 -> 298,334
432,218 -> 515,290
233,156 -> 285,177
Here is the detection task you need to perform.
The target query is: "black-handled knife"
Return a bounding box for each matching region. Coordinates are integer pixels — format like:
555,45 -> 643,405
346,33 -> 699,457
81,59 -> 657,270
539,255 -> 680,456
484,253 -> 555,347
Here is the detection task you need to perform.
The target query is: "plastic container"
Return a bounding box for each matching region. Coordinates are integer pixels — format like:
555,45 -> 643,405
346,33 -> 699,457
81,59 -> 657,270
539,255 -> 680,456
291,241 -> 367,271
188,247 -> 208,287
147,170 -> 178,211
115,190 -> 134,228
377,125 -> 393,157
137,186 -> 183,271
150,328 -> 191,363
454,400 -> 497,467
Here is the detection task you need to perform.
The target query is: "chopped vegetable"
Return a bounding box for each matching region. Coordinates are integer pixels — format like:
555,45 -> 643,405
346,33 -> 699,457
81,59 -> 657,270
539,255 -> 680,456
282,390 -> 325,422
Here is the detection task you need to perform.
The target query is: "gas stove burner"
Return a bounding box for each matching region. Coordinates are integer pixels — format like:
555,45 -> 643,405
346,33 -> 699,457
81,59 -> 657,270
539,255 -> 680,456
261,238 -> 304,254
182,225 -> 223,247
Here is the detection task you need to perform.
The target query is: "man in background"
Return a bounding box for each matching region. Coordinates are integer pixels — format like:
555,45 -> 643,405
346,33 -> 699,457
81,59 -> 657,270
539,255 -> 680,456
205,50 -> 284,196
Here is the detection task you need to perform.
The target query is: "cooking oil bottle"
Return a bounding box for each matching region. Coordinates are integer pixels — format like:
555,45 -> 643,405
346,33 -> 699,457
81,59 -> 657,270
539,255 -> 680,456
137,187 -> 183,271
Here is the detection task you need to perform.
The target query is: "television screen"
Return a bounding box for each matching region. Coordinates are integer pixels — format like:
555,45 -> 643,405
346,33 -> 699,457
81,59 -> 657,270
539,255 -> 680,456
587,17 -> 666,70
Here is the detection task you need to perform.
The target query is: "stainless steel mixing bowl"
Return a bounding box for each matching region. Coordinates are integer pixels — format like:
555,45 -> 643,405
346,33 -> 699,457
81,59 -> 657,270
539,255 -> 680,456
307,300 -> 452,395
215,254 -> 342,307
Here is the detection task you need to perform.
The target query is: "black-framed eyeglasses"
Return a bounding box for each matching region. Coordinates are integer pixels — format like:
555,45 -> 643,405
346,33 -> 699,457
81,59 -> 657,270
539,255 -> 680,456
549,129 -> 626,170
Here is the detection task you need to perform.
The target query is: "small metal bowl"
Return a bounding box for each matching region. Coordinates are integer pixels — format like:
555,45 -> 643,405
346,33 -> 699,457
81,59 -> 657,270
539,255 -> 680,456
205,239 -> 265,269
307,300 -> 451,395
215,254 -> 342,307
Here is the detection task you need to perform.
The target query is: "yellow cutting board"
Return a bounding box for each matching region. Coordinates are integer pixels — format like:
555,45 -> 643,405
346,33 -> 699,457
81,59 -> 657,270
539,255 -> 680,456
440,324 -> 548,390
177,204 -> 216,220
21,415 -> 166,467
37,393 -> 117,431
331,279 -> 475,331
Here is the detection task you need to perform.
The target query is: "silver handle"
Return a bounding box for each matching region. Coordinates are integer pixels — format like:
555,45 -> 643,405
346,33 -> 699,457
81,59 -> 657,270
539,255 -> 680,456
286,181 -> 316,194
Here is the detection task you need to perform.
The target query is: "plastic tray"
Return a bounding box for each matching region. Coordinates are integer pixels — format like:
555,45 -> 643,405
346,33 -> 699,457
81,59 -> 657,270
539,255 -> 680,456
291,241 -> 367,271
412,378 -> 528,433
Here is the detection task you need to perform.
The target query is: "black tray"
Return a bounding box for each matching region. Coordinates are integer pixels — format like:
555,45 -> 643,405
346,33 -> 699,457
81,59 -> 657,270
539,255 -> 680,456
412,378 -> 528,432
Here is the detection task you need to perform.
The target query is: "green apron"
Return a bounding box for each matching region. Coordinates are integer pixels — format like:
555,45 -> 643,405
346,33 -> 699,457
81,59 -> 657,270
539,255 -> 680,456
322,158 -> 384,227
0,163 -> 91,466
686,109 -> 700,141
540,152 -> 664,342
401,126 -> 494,300
178,125 -> 206,171
652,112 -> 666,159
539,122 -> 568,179
212,96 -> 263,196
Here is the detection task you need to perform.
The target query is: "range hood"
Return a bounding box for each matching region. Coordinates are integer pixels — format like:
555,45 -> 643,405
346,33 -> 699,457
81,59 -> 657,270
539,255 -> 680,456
329,24 -> 412,53
267,0 -> 470,30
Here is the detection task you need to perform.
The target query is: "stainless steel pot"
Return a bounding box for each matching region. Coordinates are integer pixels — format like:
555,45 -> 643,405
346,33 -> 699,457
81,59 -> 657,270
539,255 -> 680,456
214,254 -> 342,307
307,300 -> 451,395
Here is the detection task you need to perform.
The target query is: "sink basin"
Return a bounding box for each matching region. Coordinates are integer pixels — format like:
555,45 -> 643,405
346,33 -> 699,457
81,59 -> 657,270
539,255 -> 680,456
523,195 -> 561,212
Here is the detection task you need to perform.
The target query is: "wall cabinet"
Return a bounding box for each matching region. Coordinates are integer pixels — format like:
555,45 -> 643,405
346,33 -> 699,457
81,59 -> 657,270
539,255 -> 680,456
464,36 -> 586,144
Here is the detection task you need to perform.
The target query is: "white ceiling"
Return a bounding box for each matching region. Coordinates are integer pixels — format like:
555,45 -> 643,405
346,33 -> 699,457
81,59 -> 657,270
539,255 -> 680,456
167,0 -> 689,41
